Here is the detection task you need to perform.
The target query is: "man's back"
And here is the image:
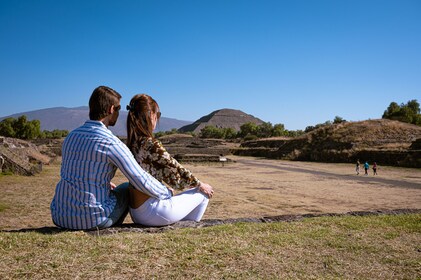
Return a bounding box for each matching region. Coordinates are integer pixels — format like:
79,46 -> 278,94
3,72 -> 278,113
51,120 -> 119,229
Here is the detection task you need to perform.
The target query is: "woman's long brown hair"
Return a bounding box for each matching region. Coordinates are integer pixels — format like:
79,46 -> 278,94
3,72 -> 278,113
126,94 -> 160,150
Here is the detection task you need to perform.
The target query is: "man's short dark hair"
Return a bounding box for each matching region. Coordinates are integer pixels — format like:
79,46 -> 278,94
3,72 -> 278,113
89,86 -> 122,120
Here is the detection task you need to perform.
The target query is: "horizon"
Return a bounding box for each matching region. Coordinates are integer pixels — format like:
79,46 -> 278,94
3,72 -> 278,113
1,1 -> 420,130
0,105 -> 404,133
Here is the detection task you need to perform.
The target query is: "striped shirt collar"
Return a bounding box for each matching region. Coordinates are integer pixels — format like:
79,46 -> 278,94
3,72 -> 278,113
85,120 -> 107,128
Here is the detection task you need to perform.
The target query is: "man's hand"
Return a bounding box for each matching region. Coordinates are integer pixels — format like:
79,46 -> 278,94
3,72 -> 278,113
167,187 -> 175,196
198,182 -> 214,198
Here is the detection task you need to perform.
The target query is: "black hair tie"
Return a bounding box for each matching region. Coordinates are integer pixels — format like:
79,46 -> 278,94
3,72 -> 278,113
126,104 -> 134,112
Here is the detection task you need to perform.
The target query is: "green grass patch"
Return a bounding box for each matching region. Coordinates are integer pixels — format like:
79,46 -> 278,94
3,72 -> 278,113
1,214 -> 420,279
0,203 -> 9,212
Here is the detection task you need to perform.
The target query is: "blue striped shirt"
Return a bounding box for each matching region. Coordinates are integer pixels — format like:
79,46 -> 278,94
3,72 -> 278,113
50,120 -> 171,229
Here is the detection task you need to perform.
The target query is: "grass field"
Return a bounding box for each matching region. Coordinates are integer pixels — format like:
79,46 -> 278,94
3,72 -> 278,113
0,157 -> 420,279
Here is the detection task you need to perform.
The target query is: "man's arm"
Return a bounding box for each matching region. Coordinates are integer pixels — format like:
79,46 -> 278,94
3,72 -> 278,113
108,142 -> 172,200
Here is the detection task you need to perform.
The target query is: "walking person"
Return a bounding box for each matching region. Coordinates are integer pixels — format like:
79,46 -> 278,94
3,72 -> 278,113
50,86 -> 172,230
364,161 -> 369,176
126,93 -> 214,226
356,159 -> 360,175
373,162 -> 378,175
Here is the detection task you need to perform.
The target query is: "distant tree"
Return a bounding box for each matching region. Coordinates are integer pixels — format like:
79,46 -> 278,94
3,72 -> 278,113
305,120 -> 334,133
0,115 -> 61,139
154,128 -> 178,138
23,119 -> 41,140
51,129 -> 68,138
0,118 -> 16,137
199,125 -> 225,139
222,127 -> 237,139
41,129 -> 69,139
333,116 -> 346,124
238,122 -> 259,138
382,99 -> 421,126
285,129 -> 304,137
13,115 -> 28,139
383,102 -> 400,118
407,100 -> 420,114
256,122 -> 273,138
272,123 -> 286,137
304,125 -> 315,133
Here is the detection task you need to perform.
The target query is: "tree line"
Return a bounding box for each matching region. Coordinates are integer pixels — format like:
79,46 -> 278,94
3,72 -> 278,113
199,122 -> 305,140
155,122 -> 304,140
0,116 -> 68,140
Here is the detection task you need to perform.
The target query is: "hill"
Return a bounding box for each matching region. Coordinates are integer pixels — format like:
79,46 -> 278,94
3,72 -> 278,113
0,107 -> 192,136
234,119 -> 421,168
178,108 -> 265,133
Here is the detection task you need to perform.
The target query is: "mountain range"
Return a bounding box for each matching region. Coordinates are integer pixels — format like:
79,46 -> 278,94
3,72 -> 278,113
0,107 -> 192,136
1,107 -> 267,136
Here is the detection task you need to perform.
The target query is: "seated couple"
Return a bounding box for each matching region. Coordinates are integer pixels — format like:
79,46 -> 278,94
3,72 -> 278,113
50,86 -> 214,230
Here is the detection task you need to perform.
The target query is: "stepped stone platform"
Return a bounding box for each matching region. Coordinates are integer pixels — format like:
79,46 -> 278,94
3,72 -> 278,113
158,134 -> 239,163
233,120 -> 421,168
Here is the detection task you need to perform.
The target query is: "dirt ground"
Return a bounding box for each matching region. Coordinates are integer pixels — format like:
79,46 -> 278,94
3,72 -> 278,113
191,156 -> 421,219
0,156 -> 420,230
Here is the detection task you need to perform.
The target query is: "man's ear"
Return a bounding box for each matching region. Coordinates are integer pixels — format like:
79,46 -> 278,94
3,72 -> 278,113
109,105 -> 115,114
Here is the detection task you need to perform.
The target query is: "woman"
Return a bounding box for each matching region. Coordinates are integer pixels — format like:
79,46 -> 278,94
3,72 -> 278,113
126,94 -> 214,226
372,162 -> 377,175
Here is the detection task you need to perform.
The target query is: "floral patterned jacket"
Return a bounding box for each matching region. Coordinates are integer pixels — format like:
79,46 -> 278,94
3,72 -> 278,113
131,137 -> 200,190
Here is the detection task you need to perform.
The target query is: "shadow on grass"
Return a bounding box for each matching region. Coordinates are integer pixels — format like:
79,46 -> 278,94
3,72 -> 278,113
2,208 -> 420,236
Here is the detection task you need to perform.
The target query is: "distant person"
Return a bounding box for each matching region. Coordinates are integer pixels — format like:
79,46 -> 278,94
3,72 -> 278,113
373,162 -> 378,175
219,154 -> 227,167
50,86 -> 172,230
126,94 -> 213,226
0,155 -> 4,173
356,159 -> 360,175
364,161 -> 369,176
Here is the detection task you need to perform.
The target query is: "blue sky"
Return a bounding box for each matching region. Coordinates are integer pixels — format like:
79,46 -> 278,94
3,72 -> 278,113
0,0 -> 420,130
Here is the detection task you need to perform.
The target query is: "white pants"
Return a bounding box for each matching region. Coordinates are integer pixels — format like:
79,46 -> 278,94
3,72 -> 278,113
129,187 -> 209,226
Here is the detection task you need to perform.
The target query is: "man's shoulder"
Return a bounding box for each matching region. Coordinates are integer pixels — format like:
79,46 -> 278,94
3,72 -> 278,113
68,122 -> 121,143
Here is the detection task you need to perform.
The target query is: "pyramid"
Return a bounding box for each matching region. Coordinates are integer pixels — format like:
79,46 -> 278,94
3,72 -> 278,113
178,108 -> 265,133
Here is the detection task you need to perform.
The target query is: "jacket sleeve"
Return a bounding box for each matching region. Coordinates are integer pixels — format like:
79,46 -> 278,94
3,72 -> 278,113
139,138 -> 200,190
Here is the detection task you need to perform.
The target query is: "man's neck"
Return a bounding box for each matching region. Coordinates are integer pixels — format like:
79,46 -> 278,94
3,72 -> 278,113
94,117 -> 109,128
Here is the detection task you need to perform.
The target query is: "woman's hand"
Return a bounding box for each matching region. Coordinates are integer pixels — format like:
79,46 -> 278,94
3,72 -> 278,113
198,182 -> 214,198
109,182 -> 117,190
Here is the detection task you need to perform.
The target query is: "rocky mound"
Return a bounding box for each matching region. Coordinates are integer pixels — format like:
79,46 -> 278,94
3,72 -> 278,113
0,137 -> 53,175
234,119 -> 421,168
178,108 -> 264,133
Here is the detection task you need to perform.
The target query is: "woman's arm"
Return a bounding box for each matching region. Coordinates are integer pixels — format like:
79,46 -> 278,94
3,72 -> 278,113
139,138 -> 201,190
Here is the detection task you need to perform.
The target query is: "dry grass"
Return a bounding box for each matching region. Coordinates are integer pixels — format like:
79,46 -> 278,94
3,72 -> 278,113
0,156 -> 420,279
1,215 -> 420,279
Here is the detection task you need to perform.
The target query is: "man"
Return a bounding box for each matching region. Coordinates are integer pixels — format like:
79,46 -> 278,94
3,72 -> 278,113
50,86 -> 172,230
